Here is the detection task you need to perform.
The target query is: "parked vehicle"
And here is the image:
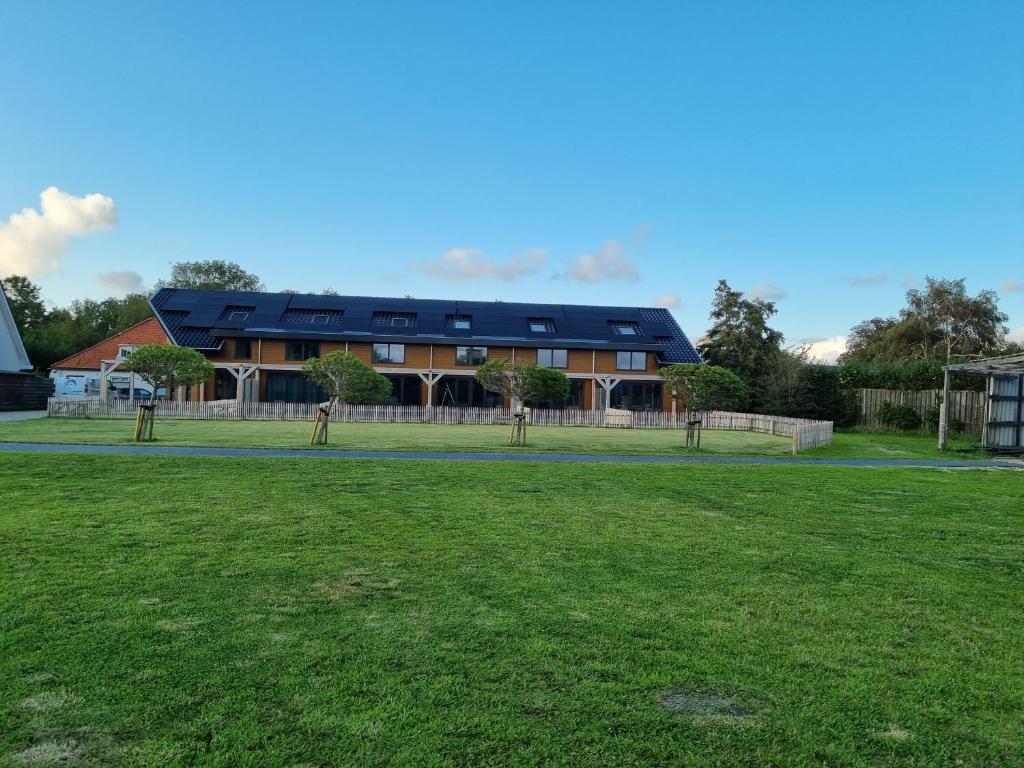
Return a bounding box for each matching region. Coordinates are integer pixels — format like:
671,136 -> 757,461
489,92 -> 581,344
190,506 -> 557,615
50,373 -> 101,399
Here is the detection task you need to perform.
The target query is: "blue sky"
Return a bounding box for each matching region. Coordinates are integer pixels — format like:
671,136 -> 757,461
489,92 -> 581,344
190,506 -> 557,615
1,1 -> 1021,358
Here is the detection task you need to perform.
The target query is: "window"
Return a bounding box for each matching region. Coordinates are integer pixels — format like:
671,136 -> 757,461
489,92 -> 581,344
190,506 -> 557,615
372,343 -> 406,364
285,341 -> 320,361
537,348 -> 568,368
234,340 -> 252,359
371,311 -> 417,328
118,346 -> 136,359
220,305 -> 256,322
616,351 -> 647,371
609,321 -> 642,336
611,381 -> 663,411
281,309 -> 343,325
455,346 -> 488,366
446,314 -> 472,330
528,317 -> 556,333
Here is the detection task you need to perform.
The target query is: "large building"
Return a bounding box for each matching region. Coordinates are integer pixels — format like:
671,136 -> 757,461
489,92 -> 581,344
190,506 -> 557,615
150,289 -> 701,411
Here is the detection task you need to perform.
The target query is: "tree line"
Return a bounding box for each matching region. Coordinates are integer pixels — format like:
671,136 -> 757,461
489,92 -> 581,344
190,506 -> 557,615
696,276 -> 1019,426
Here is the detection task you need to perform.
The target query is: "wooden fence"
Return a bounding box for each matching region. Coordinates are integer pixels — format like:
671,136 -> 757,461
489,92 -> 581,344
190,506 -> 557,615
47,398 -> 833,453
857,388 -> 986,434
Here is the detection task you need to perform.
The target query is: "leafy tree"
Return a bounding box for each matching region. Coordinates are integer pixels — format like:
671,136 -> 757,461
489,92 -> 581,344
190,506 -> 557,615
658,364 -> 747,414
475,358 -> 570,445
122,345 -> 214,441
905,277 -> 1006,360
841,277 -> 1008,362
697,280 -> 784,410
2,275 -> 47,330
303,351 -> 392,444
156,259 -> 265,291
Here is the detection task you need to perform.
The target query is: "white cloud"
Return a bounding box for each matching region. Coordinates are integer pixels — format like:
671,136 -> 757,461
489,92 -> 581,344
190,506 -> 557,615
745,281 -> 787,301
0,187 -> 118,278
803,335 -> 848,364
634,223 -> 650,242
411,247 -> 547,281
654,292 -> 680,308
1009,327 -> 1024,343
567,241 -> 638,283
96,270 -> 144,296
1000,281 -> 1024,294
842,273 -> 888,286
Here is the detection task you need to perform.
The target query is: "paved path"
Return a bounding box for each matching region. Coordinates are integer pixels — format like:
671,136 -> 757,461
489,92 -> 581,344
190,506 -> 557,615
0,441 -> 1020,469
0,410 -> 46,422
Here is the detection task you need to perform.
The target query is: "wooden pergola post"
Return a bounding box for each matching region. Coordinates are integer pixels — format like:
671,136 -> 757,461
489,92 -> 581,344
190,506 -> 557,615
938,367 -> 951,451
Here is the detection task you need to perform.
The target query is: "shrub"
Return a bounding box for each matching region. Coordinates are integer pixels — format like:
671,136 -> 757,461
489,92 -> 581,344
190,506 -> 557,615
923,403 -> 965,435
876,402 -> 922,431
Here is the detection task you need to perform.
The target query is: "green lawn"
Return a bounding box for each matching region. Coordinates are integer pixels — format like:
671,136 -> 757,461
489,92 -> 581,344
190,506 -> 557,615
0,417 -> 988,459
1,453 -> 1022,766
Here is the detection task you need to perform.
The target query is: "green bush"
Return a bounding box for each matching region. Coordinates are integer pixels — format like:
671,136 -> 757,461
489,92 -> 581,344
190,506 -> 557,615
923,403 -> 965,435
876,402 -> 922,431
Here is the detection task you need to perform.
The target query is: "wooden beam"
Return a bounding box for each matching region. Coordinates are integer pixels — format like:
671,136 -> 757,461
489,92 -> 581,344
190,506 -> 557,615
938,367 -> 951,451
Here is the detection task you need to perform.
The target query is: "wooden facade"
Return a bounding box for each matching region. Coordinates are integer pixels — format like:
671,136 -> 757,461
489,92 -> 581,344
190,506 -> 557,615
192,339 -> 674,411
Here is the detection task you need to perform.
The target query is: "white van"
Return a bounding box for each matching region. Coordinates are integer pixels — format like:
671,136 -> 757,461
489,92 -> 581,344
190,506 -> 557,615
51,372 -> 101,398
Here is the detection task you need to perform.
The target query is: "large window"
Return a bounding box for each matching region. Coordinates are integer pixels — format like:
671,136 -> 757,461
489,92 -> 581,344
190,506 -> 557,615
435,377 -> 502,407
266,371 -> 327,403
372,343 -> 406,364
234,340 -> 252,360
285,341 -> 320,361
616,351 -> 647,371
610,381 -> 663,411
537,348 -> 568,368
455,346 -> 488,366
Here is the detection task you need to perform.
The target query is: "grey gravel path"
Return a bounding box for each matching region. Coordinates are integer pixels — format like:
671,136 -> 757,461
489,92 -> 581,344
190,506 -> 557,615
0,441 -> 1020,469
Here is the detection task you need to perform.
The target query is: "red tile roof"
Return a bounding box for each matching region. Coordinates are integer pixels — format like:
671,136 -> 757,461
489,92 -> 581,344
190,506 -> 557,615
50,317 -> 169,371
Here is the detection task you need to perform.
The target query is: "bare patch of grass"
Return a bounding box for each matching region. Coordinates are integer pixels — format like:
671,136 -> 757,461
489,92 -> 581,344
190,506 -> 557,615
9,740 -> 81,766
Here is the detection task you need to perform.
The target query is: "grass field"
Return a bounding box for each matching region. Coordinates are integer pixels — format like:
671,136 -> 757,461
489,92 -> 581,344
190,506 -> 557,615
1,452 -> 1021,766
0,417 -> 988,459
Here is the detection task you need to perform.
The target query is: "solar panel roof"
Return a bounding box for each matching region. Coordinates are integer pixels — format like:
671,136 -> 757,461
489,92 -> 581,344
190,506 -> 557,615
150,288 -> 702,363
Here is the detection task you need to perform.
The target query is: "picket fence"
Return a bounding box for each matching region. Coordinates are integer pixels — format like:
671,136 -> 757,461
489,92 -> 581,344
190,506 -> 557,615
46,398 -> 833,453
858,388 -> 986,434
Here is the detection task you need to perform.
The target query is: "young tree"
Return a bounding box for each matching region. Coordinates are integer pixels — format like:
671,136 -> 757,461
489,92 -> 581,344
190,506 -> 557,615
475,359 -> 570,445
156,259 -> 265,292
658,364 -> 747,414
698,280 -> 784,411
122,345 -> 214,442
658,363 -> 746,449
302,351 -> 392,444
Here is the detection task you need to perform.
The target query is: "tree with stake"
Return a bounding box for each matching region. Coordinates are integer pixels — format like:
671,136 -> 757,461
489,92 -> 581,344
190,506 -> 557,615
302,351 -> 392,445
122,345 -> 214,442
475,359 -> 570,446
658,363 -> 746,448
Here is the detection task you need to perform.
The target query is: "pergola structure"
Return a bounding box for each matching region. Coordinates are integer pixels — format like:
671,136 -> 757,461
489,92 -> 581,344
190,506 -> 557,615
940,353 -> 1024,452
